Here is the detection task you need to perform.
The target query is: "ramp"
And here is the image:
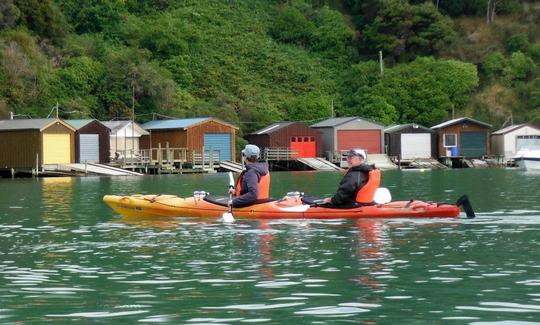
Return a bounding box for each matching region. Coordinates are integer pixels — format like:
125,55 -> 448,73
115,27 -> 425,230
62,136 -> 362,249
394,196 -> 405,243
297,158 -> 342,171
61,163 -> 143,176
340,154 -> 398,170
219,160 -> 244,173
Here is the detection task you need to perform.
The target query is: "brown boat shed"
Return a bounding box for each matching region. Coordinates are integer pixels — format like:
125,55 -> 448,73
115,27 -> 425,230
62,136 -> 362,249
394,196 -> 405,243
65,119 -> 111,163
0,118 -> 75,169
247,122 -> 322,158
311,117 -> 384,160
384,124 -> 437,160
141,118 -> 238,161
431,117 -> 492,158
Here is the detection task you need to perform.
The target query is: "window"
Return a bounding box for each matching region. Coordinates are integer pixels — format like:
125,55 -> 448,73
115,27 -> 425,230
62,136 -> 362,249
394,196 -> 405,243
517,135 -> 540,151
291,137 -> 296,142
298,137 -> 302,142
444,134 -> 457,147
304,137 -> 309,142
310,136 -> 315,142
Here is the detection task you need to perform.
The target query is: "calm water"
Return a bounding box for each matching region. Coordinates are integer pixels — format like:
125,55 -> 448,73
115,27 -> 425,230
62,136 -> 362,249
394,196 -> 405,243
1,169 -> 540,324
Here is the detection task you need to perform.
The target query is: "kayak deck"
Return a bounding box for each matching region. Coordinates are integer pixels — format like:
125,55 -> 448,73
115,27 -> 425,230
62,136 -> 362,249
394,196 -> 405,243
103,194 -> 462,219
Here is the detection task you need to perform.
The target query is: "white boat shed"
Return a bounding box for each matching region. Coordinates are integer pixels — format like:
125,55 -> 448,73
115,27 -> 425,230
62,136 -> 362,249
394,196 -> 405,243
491,124 -> 540,161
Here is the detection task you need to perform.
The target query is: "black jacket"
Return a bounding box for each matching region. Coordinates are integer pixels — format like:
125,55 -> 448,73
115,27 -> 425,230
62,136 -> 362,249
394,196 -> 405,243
331,164 -> 375,206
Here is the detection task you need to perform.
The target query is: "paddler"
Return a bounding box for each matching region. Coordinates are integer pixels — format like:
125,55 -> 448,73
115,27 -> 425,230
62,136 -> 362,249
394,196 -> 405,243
321,148 -> 380,207
228,144 -> 271,208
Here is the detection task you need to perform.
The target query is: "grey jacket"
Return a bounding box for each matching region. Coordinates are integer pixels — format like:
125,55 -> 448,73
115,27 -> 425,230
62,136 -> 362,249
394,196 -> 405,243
232,162 -> 269,207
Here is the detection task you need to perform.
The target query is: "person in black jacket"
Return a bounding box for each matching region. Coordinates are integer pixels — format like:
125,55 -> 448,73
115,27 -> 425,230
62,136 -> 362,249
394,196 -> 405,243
322,148 -> 374,207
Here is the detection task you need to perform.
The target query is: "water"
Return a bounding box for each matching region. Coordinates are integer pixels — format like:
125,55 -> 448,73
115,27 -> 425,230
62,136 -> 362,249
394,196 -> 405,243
1,169 -> 540,324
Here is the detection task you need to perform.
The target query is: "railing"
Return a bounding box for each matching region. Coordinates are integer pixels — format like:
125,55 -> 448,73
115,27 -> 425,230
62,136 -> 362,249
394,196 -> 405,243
112,146 -> 224,169
263,147 -> 299,161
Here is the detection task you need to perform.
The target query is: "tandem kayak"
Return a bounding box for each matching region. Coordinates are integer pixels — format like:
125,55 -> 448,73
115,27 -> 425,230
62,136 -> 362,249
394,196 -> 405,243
103,192 -> 475,220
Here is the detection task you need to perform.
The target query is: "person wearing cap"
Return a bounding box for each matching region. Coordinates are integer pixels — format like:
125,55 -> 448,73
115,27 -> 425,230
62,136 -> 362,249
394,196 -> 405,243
321,148 -> 377,206
228,144 -> 271,207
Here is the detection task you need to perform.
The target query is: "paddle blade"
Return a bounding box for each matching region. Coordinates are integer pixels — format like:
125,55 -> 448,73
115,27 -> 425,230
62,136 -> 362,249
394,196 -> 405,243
221,212 -> 235,223
456,195 -> 475,219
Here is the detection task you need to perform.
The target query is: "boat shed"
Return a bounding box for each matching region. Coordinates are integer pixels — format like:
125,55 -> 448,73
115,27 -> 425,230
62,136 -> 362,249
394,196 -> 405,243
0,118 -> 75,168
140,118 -> 238,161
65,119 -> 110,163
384,124 -> 437,160
101,120 -> 149,158
431,117 -> 492,158
311,117 -> 384,160
491,124 -> 540,161
247,122 -> 322,158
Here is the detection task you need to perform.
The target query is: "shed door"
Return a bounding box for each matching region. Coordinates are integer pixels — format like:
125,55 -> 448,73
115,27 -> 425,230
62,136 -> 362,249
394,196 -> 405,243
290,136 -> 316,158
401,133 -> 431,159
79,134 -> 99,163
460,132 -> 486,158
337,130 -> 381,154
204,133 -> 232,161
43,133 -> 71,164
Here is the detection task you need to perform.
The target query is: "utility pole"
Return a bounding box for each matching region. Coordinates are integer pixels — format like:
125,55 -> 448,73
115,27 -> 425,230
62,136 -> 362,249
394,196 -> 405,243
10,111 -> 13,120
331,99 -> 334,118
379,51 -> 384,75
132,85 -> 135,156
56,102 -> 59,119
451,104 -> 455,119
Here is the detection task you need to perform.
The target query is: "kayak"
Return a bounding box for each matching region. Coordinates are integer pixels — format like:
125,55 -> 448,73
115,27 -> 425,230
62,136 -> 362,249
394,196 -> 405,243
102,193 -> 474,220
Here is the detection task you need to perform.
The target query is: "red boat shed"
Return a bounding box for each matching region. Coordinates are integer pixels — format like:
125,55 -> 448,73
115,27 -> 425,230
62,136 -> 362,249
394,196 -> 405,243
311,117 -> 384,160
247,122 -> 322,158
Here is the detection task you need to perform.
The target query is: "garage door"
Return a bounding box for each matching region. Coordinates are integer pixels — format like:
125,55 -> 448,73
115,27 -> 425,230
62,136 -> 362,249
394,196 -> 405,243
290,136 -> 316,158
204,133 -> 232,161
43,133 -> 71,164
337,130 -> 381,154
460,131 -> 486,158
401,133 -> 431,159
79,134 -> 99,163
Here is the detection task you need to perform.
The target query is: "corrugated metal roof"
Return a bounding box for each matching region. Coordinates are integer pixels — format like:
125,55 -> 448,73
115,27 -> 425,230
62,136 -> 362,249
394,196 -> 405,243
250,122 -> 295,135
311,117 -> 357,128
491,124 -> 537,135
384,123 -> 433,133
431,117 -> 492,129
142,118 -> 209,130
0,118 -> 58,131
101,120 -> 149,135
65,119 -> 94,130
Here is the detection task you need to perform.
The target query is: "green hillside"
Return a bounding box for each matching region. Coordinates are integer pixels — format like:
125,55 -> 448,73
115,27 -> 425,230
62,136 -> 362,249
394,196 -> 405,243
1,0 -> 539,138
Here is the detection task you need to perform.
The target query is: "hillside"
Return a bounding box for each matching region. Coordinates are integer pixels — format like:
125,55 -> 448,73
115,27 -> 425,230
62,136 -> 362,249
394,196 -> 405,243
0,0 -> 539,139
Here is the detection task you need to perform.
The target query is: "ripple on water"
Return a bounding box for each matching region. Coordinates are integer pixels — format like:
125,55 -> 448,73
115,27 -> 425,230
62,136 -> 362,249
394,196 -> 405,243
202,302 -> 305,310
457,302 -> 540,313
47,310 -> 149,318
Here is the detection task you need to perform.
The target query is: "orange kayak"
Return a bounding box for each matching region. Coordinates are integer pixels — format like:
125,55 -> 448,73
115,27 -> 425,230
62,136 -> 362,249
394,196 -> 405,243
103,193 -> 472,219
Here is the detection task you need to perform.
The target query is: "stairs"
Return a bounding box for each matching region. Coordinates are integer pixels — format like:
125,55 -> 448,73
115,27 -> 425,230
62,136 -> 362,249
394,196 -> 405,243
297,158 -> 342,171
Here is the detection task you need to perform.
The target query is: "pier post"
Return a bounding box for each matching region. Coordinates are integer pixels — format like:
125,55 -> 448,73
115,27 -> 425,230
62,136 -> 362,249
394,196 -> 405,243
10,168 -> 15,178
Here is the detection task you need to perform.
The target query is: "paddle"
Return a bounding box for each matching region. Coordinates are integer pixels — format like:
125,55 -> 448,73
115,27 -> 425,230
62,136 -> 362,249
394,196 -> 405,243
221,171 -> 236,223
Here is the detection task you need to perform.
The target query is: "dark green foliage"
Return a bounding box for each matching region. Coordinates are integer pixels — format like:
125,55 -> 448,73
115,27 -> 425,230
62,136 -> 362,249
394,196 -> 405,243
482,52 -> 507,78
14,0 -> 69,41
361,0 -> 455,61
0,0 -> 538,135
506,33 -> 530,53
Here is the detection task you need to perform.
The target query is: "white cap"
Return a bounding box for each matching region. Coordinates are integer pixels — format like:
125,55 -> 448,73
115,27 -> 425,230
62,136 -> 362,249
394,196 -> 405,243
347,148 -> 367,160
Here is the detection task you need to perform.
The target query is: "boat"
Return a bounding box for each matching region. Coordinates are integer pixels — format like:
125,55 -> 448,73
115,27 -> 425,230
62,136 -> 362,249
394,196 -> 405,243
103,192 -> 475,220
514,149 -> 540,171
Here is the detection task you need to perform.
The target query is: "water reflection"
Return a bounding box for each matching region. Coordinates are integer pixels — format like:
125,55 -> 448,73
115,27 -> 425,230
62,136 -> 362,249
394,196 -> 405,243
41,177 -> 73,226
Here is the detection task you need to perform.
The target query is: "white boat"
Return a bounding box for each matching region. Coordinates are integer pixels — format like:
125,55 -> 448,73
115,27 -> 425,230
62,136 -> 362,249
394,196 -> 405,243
514,149 -> 540,170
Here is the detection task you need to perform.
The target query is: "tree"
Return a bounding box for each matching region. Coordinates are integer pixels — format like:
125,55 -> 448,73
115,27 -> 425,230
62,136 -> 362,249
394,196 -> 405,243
362,0 -> 454,61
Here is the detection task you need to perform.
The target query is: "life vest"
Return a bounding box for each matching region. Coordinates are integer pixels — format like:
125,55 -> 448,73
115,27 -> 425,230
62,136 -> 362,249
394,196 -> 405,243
236,171 -> 271,199
355,169 -> 381,204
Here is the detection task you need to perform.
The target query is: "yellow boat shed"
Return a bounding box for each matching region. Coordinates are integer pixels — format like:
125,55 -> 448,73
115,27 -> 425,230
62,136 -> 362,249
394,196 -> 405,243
0,118 -> 76,169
